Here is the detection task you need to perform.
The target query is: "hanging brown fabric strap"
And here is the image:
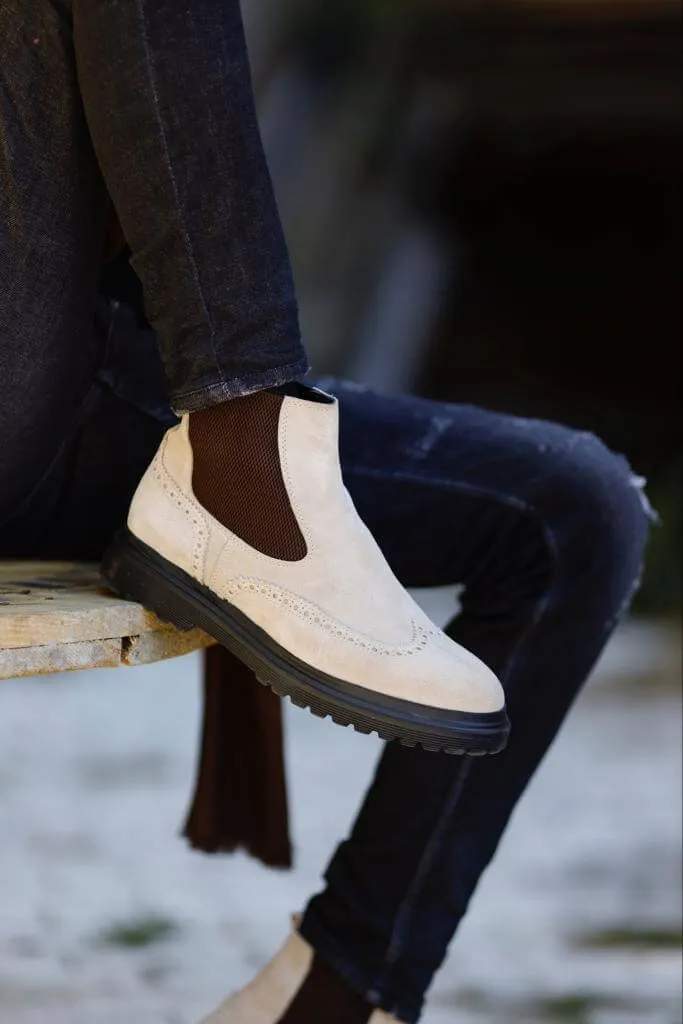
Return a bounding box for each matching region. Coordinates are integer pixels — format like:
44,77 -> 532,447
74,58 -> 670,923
182,644 -> 293,869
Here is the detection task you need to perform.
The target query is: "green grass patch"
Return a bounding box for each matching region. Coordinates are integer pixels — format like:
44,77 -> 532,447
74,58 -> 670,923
98,913 -> 178,950
533,993 -> 604,1022
574,925 -> 682,952
455,988 -> 657,1022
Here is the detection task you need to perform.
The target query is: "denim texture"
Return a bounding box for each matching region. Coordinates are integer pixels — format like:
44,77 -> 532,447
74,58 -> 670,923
0,297 -> 650,1022
301,380 -> 650,1022
0,0 -> 307,518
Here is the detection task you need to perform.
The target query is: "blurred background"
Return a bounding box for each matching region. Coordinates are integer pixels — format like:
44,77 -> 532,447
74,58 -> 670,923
244,0 -> 681,617
1,1 -> 681,1022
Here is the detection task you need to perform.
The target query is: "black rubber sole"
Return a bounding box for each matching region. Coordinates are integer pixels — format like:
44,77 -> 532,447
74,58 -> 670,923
101,529 -> 510,756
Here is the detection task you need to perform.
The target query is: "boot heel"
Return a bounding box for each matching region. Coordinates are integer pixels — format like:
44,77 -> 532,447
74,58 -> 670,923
101,530 -> 198,632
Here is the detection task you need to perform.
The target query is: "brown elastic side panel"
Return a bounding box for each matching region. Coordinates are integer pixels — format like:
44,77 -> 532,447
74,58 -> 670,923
189,391 -> 307,561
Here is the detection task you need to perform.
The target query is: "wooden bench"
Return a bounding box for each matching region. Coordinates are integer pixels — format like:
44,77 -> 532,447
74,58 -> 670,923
0,562 -> 215,680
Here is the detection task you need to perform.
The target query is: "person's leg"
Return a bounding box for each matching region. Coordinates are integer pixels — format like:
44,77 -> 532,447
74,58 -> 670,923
291,382 -> 651,1023
1,0 -> 306,517
71,0 -> 307,407
1,0 -> 306,521
0,297 -> 173,561
0,0 -> 109,523
83,0 -> 511,759
2,1 -> 507,748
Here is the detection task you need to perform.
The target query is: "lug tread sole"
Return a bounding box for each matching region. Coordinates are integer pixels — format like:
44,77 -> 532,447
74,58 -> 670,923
101,530 -> 508,757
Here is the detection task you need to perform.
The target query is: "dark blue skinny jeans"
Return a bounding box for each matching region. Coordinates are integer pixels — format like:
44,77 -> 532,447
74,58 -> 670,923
0,0 -> 307,521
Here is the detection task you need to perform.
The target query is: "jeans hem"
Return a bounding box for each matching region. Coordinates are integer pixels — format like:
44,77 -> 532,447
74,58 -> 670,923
171,357 -> 310,412
299,914 -> 422,1024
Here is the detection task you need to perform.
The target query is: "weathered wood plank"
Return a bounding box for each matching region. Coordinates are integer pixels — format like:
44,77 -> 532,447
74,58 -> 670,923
123,628 -> 215,667
0,562 -> 169,649
0,600 -> 166,650
0,638 -> 122,680
0,561 -> 215,678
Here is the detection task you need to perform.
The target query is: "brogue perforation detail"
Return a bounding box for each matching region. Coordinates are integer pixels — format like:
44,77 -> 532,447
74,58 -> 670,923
222,577 -> 439,656
153,441 -> 208,576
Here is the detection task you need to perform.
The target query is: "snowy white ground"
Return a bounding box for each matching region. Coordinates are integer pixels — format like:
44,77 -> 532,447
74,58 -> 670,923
0,595 -> 680,1024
